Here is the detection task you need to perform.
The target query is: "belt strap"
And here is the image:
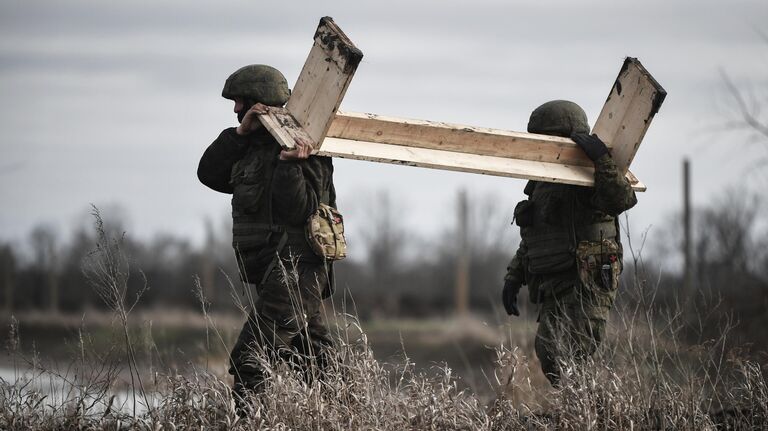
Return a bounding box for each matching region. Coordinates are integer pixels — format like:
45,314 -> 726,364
260,230 -> 290,286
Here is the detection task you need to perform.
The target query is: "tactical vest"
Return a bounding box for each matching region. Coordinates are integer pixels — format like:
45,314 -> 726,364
516,181 -> 619,281
229,137 -> 310,284
231,137 -> 280,241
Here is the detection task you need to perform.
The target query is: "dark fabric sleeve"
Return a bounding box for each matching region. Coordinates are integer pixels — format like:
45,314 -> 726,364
197,128 -> 250,194
589,154 -> 638,216
505,239 -> 528,286
271,156 -> 333,225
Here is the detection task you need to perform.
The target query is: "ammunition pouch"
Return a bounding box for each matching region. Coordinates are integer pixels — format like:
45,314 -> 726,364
513,200 -> 535,227
522,227 -> 575,274
232,220 -> 276,250
230,156 -> 266,214
232,218 -> 305,285
306,203 -> 347,261
575,239 -> 621,295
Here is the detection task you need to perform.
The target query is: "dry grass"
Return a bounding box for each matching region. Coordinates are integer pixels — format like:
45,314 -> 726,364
2,307 -> 765,430
0,212 -> 766,430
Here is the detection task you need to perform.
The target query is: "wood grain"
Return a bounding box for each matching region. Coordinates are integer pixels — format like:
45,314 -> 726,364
318,137 -> 647,191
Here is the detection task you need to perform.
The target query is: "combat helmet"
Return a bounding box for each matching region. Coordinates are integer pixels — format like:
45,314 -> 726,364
221,64 -> 290,106
527,100 -> 590,138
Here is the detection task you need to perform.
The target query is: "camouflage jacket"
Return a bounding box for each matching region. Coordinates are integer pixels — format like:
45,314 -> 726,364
198,127 -> 336,279
505,153 -> 637,301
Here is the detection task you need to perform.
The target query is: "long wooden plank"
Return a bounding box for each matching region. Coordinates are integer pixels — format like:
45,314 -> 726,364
592,57 -> 667,173
328,111 -> 595,167
318,58 -> 664,190
318,137 -> 646,191
260,17 -> 362,150
258,18 -> 662,190
324,59 -> 664,177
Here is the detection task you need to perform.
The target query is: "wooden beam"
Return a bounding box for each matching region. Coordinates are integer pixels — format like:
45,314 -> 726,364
319,57 -> 664,191
327,111 -> 595,167
318,137 -> 647,191
258,16 -> 363,149
592,57 -> 667,173
256,16 -> 664,189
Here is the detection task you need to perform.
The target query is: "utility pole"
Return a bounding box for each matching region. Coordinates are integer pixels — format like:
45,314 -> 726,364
455,189 -> 470,315
1,245 -> 14,314
683,158 -> 693,295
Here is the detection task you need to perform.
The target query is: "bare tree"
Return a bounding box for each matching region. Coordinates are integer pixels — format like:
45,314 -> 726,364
358,191 -> 407,315
696,191 -> 759,274
30,224 -> 60,313
721,54 -> 768,174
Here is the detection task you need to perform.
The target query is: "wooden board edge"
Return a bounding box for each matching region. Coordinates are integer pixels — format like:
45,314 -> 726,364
314,17 -> 363,73
257,107 -> 315,150
592,57 -> 667,174
318,137 -> 647,191
625,57 -> 667,114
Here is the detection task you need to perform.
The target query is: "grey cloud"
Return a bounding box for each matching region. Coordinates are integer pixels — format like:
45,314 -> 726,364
0,0 -> 767,247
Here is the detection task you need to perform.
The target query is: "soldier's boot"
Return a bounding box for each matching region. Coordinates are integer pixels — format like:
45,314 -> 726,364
535,332 -> 562,387
231,368 -> 266,417
228,307 -> 297,417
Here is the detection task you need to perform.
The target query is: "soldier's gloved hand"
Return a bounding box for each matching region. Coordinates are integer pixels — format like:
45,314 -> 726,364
236,103 -> 269,136
279,137 -> 315,161
502,279 -> 521,316
571,133 -> 609,161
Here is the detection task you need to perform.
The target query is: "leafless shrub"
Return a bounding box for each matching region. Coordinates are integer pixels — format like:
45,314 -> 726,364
81,206 -> 152,419
1,216 -> 767,430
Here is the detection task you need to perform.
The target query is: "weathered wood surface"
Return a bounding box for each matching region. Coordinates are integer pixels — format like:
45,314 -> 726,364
318,136 -> 647,191
591,57 -> 667,173
259,16 -> 362,150
255,16 -> 664,190
327,111 -> 595,167
257,107 -> 314,149
317,57 -> 664,191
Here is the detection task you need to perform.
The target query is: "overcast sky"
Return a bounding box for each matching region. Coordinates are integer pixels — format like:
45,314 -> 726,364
1,0 -> 767,255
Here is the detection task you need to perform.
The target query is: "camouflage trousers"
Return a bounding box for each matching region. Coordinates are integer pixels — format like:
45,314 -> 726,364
229,260 -> 333,404
534,241 -> 620,386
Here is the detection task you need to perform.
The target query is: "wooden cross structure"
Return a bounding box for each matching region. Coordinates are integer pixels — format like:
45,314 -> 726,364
258,17 -> 667,191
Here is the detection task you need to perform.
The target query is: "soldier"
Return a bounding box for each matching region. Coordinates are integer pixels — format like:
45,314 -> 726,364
502,100 -> 637,386
197,65 -> 336,407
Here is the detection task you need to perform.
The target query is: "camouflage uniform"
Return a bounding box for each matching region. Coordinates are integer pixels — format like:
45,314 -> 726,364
197,65 -> 336,403
504,100 -> 637,385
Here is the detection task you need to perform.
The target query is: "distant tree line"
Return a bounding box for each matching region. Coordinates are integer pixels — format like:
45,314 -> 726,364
619,188 -> 768,354
0,210 -> 239,314
0,191 -> 766,342
0,193 -> 518,317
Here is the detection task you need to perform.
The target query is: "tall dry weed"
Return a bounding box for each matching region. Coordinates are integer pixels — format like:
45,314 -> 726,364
1,211 -> 766,430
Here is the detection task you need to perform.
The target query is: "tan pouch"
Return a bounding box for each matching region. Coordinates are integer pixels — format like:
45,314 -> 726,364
306,203 -> 347,261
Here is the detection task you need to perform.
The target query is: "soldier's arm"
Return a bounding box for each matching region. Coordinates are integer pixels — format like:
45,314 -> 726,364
505,239 -> 527,286
197,128 -> 249,194
590,154 -> 638,216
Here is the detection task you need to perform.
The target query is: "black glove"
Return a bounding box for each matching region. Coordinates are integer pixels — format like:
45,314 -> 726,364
502,279 -> 521,316
571,133 -> 609,161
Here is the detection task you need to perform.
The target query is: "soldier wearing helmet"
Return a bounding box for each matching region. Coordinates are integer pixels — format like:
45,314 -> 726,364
502,100 -> 637,386
197,65 -> 337,408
